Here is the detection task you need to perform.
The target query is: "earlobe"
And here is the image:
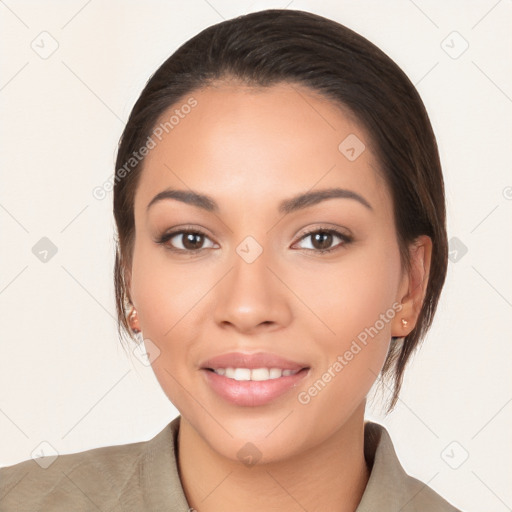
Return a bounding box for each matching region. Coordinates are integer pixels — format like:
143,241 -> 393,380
391,235 -> 432,337
128,306 -> 140,333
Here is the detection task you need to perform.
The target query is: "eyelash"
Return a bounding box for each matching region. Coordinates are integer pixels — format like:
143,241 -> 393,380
155,226 -> 353,255
298,227 -> 353,253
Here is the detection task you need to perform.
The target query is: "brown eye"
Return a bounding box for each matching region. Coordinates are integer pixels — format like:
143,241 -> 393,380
310,231 -> 334,251
181,232 -> 205,250
295,228 -> 352,254
157,230 -> 216,252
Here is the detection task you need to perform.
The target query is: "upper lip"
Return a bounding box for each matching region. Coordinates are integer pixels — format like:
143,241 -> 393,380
200,352 -> 309,371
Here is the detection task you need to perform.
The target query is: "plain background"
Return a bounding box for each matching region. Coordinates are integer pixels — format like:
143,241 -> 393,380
1,1 -> 511,510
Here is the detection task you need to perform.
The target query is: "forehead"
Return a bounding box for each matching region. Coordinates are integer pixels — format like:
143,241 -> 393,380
135,82 -> 390,216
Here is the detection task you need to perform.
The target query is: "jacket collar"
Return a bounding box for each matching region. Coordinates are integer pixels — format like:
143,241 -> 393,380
143,416 -> 453,511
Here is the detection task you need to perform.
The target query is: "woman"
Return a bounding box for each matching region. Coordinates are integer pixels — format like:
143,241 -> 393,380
0,9 -> 461,511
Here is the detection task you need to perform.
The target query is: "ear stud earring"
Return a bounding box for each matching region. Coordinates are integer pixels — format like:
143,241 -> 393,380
128,307 -> 144,344
128,307 -> 141,334
401,318 -> 408,328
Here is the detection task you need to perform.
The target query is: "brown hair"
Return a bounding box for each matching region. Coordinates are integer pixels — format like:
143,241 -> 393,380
113,9 -> 447,413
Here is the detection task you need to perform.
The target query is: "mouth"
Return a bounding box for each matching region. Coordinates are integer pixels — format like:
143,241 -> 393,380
199,352 -> 310,406
203,367 -> 307,381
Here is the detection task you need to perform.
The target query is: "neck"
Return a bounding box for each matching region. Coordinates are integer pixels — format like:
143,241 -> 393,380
177,404 -> 370,512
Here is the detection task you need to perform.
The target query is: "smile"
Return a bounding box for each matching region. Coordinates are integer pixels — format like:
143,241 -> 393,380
207,367 -> 301,381
201,367 -> 310,407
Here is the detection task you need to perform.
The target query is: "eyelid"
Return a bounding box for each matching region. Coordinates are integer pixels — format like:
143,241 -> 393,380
156,223 -> 353,254
294,223 -> 352,241
292,225 -> 353,252
157,224 -> 214,240
154,225 -> 217,252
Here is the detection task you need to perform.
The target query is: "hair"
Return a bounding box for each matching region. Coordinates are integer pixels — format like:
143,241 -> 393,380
113,9 -> 447,413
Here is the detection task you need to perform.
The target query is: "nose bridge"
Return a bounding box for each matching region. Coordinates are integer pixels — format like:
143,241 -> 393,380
213,233 -> 291,331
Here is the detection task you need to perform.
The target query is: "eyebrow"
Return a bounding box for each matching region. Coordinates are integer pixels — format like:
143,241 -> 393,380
146,187 -> 373,214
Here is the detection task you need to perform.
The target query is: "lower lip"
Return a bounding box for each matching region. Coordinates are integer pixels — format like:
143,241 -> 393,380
201,368 -> 309,407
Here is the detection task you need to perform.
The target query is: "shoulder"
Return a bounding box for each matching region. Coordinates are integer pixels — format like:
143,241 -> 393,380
358,421 -> 462,512
0,418 -> 180,512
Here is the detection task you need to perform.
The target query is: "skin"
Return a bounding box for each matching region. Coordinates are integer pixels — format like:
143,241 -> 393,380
126,82 -> 432,512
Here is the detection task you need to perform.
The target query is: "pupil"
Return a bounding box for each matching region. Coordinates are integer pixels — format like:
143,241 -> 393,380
180,232 -> 334,251
313,232 -> 332,250
184,233 -> 203,250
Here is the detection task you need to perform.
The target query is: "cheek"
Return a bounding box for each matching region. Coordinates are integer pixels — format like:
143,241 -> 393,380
130,238 -> 213,337
293,252 -> 399,434
297,235 -> 402,350
130,241 -> 220,403
291,235 -> 401,410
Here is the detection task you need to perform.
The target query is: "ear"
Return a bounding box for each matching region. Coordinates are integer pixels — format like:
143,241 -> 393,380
124,264 -> 132,303
123,263 -> 140,332
391,235 -> 432,338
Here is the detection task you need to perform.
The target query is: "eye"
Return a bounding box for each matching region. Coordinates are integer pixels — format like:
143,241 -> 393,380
294,228 -> 352,254
156,229 -> 217,253
156,226 -> 352,255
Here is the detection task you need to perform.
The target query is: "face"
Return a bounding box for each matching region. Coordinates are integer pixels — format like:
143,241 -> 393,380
127,82 -> 414,463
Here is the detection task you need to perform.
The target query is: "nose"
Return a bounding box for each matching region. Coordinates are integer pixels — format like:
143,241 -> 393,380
213,243 -> 293,334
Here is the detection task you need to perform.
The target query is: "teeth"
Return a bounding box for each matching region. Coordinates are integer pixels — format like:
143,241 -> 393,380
212,367 -> 300,381
269,368 -> 282,379
251,368 -> 270,381
233,368 -> 251,381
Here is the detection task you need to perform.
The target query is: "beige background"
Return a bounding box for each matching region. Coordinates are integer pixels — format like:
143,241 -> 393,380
1,1 -> 511,511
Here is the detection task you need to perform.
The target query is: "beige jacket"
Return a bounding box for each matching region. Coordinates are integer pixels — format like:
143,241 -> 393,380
0,416 -> 461,511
